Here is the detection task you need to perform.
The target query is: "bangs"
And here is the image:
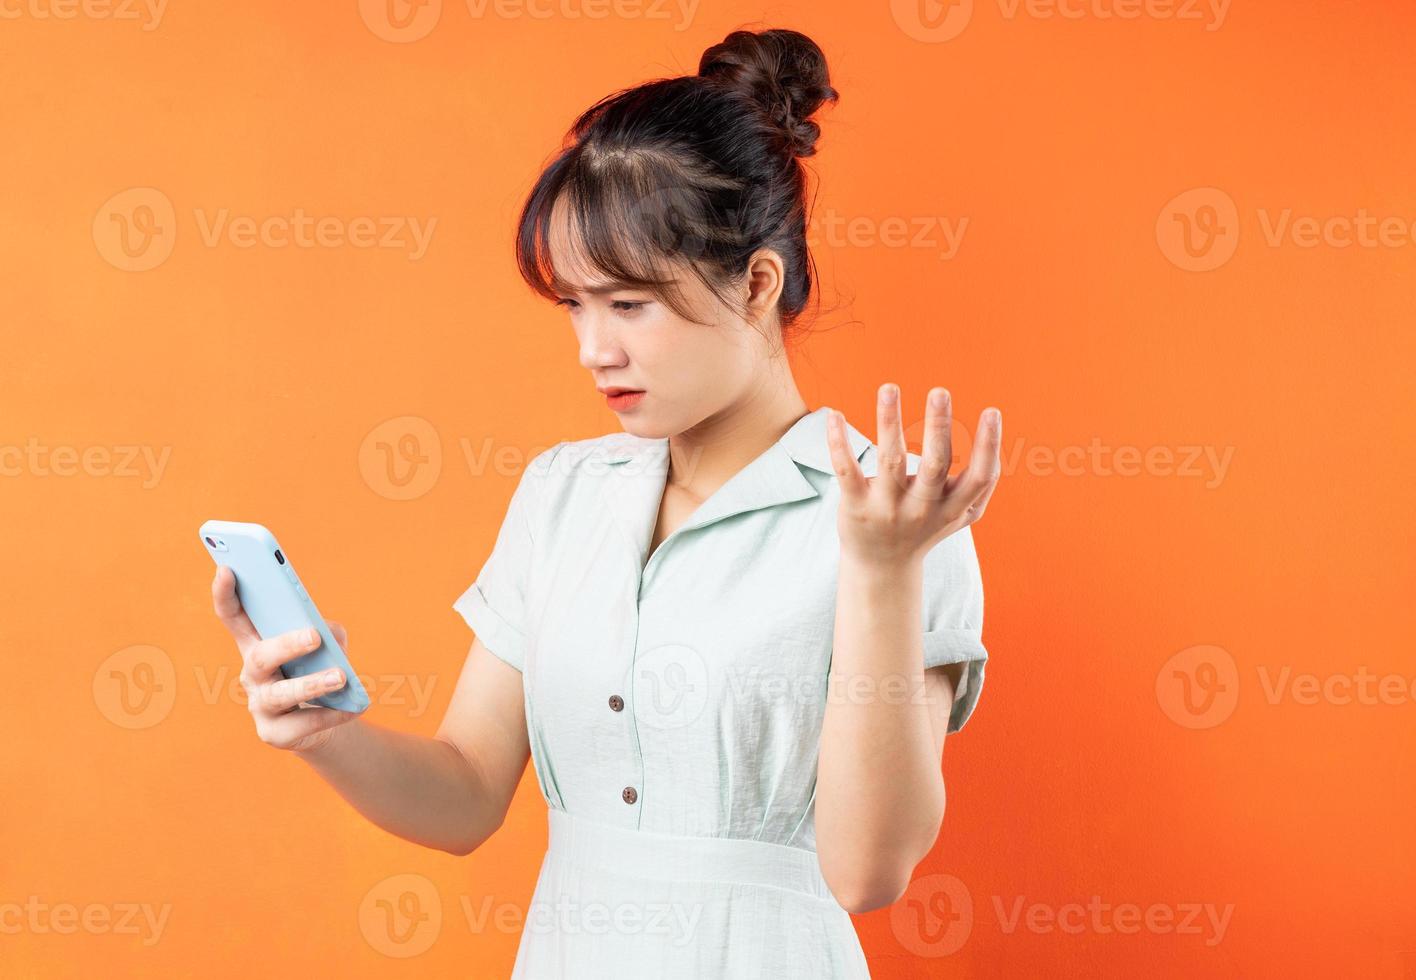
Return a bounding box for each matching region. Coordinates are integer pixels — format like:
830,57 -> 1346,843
515,145 -> 745,325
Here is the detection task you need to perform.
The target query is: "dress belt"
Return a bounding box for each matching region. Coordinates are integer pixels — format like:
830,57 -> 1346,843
545,808 -> 841,903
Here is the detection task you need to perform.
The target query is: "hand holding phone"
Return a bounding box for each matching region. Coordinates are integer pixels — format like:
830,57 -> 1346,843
202,520 -> 371,753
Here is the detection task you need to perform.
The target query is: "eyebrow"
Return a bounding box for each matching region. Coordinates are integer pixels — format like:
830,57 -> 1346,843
554,280 -> 637,297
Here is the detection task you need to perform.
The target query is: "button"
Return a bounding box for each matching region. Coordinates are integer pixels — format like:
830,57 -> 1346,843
622,786 -> 638,805
608,694 -> 624,712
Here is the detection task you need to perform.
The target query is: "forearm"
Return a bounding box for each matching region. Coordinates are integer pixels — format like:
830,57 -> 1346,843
816,553 -> 947,908
295,718 -> 501,855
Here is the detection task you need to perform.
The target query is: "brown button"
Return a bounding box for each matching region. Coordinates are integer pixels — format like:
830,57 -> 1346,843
622,786 -> 638,804
608,694 -> 624,712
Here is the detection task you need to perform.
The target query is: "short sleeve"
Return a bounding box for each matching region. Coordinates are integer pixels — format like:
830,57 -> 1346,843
452,442 -> 564,672
921,524 -> 989,734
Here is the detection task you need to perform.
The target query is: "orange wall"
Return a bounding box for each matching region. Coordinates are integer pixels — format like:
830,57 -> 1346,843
3,1 -> 1413,977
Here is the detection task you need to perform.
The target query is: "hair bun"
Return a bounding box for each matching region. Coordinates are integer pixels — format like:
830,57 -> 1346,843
697,28 -> 838,159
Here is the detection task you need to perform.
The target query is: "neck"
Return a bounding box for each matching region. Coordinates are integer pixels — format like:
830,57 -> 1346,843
666,382 -> 810,498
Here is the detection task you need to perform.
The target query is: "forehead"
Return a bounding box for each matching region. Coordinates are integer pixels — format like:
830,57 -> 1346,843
545,193 -> 683,295
545,196 -> 593,285
545,197 -> 624,294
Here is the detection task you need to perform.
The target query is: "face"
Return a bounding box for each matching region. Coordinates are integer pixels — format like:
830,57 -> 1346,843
547,195 -> 785,439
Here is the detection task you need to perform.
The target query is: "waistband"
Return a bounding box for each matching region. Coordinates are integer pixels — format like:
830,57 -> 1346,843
545,808 -> 838,903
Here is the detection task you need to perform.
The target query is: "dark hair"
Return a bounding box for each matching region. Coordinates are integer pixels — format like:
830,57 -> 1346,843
514,28 -> 839,348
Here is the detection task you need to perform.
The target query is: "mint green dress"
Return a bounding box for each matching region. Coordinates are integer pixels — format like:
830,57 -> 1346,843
453,406 -> 989,978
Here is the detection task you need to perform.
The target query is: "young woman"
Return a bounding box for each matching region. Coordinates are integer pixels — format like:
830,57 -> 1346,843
211,27 -> 1001,978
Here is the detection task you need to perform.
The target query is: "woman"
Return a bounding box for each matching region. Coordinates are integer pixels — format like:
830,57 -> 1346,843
211,27 -> 1001,978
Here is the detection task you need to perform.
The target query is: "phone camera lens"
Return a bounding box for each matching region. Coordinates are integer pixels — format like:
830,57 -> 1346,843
274,550 -> 286,565
204,536 -> 216,547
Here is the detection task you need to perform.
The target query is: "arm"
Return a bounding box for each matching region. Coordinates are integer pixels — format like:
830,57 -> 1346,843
816,557 -> 959,913
211,565 -> 529,856
296,634 -> 531,856
814,384 -> 1000,914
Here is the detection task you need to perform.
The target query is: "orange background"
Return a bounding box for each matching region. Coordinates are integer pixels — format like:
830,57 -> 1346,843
3,1 -> 1414,977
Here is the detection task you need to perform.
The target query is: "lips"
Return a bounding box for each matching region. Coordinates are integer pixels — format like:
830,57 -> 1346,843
598,387 -> 644,396
603,389 -> 646,411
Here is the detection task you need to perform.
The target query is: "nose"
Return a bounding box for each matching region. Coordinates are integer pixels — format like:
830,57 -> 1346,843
576,312 -> 628,372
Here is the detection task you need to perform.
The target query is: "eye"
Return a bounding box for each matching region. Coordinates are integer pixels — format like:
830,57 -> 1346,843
555,298 -> 647,315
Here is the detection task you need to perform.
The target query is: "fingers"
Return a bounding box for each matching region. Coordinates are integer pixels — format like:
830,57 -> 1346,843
964,465 -> 1000,523
875,383 -> 906,495
211,565 -> 260,648
243,627 -> 323,684
253,666 -> 347,715
328,620 -> 348,652
947,407 -> 1003,517
254,704 -> 358,751
963,408 -> 1003,522
827,409 -> 868,498
838,392 -> 1001,534
914,387 -> 952,497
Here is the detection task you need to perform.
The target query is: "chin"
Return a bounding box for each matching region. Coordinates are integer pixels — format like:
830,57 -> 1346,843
616,417 -> 664,438
613,405 -> 677,440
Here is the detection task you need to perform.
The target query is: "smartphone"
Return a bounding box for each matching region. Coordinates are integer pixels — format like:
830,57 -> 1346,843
199,520 -> 371,714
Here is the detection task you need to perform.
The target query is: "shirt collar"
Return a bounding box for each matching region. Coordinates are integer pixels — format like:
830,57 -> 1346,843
778,405 -> 872,474
593,407 -> 873,566
597,405 -> 872,474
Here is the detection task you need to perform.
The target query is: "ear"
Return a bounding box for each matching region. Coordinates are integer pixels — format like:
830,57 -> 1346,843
742,247 -> 786,324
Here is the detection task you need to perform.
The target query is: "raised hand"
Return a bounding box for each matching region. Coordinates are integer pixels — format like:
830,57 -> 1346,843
826,383 -> 1002,568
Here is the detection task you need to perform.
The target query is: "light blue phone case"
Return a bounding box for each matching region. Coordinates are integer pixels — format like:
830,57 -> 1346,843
199,520 -> 371,714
